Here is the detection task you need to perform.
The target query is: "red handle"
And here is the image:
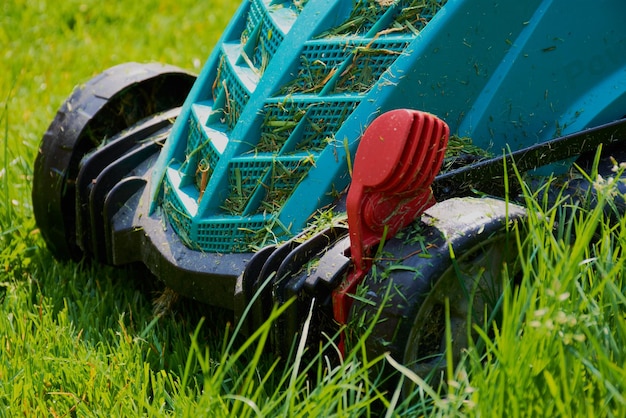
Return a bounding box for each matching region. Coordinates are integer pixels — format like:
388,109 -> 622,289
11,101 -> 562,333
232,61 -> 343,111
333,109 -> 449,344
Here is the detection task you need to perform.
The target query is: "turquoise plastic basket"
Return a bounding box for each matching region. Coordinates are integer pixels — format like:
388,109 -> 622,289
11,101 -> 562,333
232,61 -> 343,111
151,0 -> 626,253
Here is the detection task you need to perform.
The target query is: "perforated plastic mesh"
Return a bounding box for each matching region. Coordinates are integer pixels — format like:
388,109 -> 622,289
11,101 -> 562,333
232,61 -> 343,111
260,156 -> 313,211
162,0 -> 448,252
258,104 -> 306,153
187,116 -> 203,153
334,40 -> 411,92
332,0 -> 390,36
194,216 -> 267,252
395,0 -> 446,31
260,99 -> 360,151
324,0 -> 447,36
224,159 -> 273,215
299,100 -> 360,143
186,114 -> 221,187
245,0 -> 286,71
162,178 -> 193,246
213,58 -> 251,129
187,119 -> 218,164
282,38 -> 412,94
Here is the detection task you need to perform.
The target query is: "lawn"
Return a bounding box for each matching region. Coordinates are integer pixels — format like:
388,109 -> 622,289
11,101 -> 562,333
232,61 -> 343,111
2,0 -> 626,416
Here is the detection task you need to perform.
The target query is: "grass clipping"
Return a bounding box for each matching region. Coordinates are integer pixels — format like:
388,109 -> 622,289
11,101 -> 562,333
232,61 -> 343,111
441,134 -> 493,172
321,0 -> 448,37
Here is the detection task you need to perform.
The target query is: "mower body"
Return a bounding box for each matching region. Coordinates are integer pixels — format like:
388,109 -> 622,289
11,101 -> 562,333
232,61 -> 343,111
152,0 -> 626,255
33,0 -> 626,347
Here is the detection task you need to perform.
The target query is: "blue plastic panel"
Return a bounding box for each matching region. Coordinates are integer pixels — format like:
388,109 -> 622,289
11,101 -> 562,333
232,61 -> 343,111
151,0 -> 626,252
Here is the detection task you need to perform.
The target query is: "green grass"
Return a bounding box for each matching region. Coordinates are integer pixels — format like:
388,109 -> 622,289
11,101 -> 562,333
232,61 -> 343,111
443,168 -> 626,416
2,0 -> 626,416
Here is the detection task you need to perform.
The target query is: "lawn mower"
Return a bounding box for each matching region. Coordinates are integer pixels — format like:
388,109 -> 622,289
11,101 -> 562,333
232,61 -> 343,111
32,0 -> 626,384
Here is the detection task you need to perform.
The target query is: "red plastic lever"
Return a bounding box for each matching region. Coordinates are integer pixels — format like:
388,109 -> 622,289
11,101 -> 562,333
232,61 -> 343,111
332,109 -> 449,333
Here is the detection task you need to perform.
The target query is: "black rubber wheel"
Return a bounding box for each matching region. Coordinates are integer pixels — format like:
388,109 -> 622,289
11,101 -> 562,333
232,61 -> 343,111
348,197 -> 526,393
32,62 -> 196,260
